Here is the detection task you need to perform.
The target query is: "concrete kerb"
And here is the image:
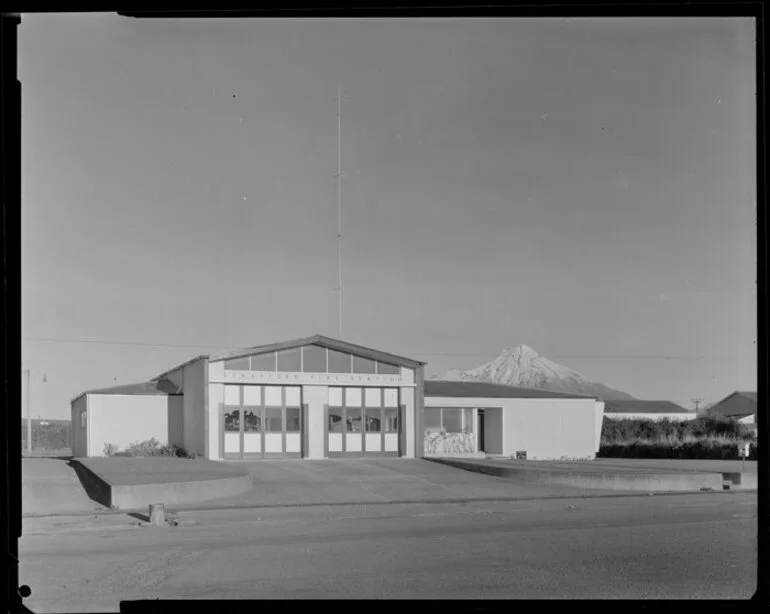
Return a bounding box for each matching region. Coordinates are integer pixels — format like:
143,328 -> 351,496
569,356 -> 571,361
426,457 -> 728,492
22,487 -> 756,520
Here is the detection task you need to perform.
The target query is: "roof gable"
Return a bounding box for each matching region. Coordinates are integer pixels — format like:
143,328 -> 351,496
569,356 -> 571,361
71,379 -> 182,404
424,380 -> 595,400
209,334 -> 426,368
603,400 -> 690,414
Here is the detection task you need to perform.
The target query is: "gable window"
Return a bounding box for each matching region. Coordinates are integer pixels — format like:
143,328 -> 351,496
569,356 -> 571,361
250,352 -> 276,372
328,349 -> 352,373
224,356 -> 249,371
352,355 -> 376,374
277,347 -> 302,372
302,345 -> 327,373
377,361 -> 400,375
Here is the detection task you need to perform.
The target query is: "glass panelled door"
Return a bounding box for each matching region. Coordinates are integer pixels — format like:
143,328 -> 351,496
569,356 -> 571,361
222,384 -> 302,459
328,387 -> 400,457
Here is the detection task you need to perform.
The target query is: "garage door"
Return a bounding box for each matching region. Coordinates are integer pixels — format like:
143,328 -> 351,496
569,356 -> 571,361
222,384 -> 303,459
326,387 -> 401,457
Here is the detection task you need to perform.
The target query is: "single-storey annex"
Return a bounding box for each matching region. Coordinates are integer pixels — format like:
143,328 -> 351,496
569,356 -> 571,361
71,335 -> 605,461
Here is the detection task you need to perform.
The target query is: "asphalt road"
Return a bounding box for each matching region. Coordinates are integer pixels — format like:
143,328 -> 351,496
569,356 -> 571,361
19,492 -> 758,610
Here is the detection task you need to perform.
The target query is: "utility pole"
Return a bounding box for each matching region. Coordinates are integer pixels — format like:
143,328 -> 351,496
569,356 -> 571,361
24,369 -> 31,455
691,397 -> 704,413
337,86 -> 344,339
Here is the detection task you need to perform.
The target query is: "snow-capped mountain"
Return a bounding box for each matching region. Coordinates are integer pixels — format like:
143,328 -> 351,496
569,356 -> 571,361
438,344 -> 635,401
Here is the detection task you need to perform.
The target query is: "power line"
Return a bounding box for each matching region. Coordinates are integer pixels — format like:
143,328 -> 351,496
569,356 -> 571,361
21,337 -> 743,360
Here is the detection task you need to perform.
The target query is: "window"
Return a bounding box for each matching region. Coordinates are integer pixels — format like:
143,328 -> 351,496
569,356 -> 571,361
264,386 -> 282,406
424,408 -> 442,434
225,356 -> 249,371
442,409 -> 463,433
277,347 -> 301,372
328,349 -> 351,373
328,408 -> 344,433
424,408 -> 474,434
80,410 -> 87,429
352,355 -> 376,374
265,407 -> 283,432
302,345 -> 327,372
345,387 -> 362,406
365,388 -> 381,407
384,388 -> 399,407
224,385 -> 240,405
243,409 -> 261,432
346,407 -> 362,432
224,409 -> 240,432
286,407 -> 301,433
463,408 -> 474,434
383,408 -> 398,433
365,407 -> 381,432
284,386 -> 301,407
329,387 -> 343,406
250,352 -> 275,372
377,361 -> 400,375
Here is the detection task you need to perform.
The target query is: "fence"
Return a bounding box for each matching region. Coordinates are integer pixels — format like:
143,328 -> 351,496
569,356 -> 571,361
20,422 -> 72,456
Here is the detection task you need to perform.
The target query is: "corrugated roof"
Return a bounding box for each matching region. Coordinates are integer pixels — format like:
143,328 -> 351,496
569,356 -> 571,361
424,380 -> 596,400
736,391 -> 757,402
72,379 -> 182,404
603,400 -> 690,414
209,334 -> 427,368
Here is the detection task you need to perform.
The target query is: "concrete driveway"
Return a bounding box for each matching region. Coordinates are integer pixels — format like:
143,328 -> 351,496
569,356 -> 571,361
200,458 -> 617,510
22,458 -> 109,516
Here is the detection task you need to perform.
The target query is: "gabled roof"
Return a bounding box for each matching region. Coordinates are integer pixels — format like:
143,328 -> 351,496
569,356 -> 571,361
424,380 -> 596,400
208,334 -> 426,368
709,391 -> 758,416
151,354 -> 209,383
603,400 -> 690,414
71,379 -> 182,404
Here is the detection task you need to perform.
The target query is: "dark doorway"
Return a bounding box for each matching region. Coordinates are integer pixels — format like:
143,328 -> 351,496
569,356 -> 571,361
478,409 -> 485,453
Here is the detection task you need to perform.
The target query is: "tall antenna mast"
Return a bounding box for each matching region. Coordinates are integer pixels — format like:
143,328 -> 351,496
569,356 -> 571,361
337,86 -> 344,338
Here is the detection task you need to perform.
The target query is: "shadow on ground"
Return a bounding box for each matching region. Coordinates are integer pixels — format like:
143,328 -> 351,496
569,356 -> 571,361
66,460 -> 111,509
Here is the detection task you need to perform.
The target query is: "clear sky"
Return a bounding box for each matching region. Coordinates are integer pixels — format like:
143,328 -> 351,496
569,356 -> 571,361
21,15 -> 756,419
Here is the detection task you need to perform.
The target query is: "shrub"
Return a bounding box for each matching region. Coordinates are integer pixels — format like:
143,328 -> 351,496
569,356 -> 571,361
125,437 -> 161,457
103,443 -> 119,457
598,435 -> 755,460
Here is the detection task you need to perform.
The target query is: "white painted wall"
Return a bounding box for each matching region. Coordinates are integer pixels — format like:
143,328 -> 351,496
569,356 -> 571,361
182,358 -> 207,456
207,360 -> 224,460
71,396 -> 88,458
503,399 -> 598,460
303,385 -> 328,459
738,414 -> 756,425
87,394 -> 180,457
604,413 -> 698,422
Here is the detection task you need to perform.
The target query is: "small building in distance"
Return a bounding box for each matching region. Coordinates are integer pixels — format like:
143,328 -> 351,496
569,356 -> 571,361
603,400 -> 696,421
705,391 -> 758,426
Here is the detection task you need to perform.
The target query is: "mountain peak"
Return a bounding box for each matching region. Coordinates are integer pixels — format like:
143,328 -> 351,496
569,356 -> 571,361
442,343 -> 634,401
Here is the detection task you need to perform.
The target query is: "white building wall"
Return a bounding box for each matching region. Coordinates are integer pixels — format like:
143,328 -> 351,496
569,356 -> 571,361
604,413 -> 698,422
71,396 -> 88,458
303,385 -> 328,459
87,394 -> 175,457
503,399 -> 598,460
182,358 -> 207,456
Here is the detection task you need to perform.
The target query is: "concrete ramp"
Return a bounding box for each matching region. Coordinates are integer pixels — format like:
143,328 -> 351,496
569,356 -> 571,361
428,457 -> 726,492
23,458 -> 109,516
71,457 -> 253,511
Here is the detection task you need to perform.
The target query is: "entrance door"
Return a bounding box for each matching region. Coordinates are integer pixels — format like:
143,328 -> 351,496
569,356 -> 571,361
222,385 -> 302,459
478,409 -> 486,453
